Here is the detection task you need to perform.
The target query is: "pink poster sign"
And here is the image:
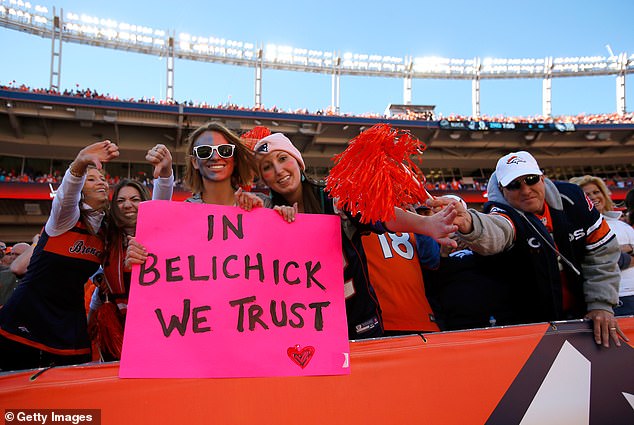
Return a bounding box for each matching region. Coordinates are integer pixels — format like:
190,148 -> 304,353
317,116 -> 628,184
119,201 -> 350,378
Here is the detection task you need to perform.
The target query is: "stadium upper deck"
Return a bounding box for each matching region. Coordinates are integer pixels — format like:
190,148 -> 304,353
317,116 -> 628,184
1,88 -> 633,175
1,88 -> 634,242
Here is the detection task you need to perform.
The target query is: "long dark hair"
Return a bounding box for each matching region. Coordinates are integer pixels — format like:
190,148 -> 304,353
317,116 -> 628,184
269,174 -> 326,214
105,179 -> 151,253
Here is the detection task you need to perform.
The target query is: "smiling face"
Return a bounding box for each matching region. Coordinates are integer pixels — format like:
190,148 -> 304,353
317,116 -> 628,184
191,131 -> 235,183
581,182 -> 606,214
115,185 -> 143,227
259,150 -> 302,199
81,168 -> 109,210
501,174 -> 546,214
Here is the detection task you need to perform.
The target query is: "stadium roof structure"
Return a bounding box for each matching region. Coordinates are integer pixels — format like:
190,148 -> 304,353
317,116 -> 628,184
0,2 -> 632,117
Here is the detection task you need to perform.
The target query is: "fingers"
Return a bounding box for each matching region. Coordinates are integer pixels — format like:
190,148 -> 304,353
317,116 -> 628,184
586,309 -> 624,348
437,237 -> 458,249
273,205 -> 297,223
426,197 -> 452,214
146,144 -> 172,178
234,189 -> 264,211
78,140 -> 119,170
125,236 -> 148,267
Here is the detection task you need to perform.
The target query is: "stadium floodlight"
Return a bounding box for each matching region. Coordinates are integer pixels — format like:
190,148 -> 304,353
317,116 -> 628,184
265,44 -> 277,60
100,18 -> 117,28
80,14 -> 98,25
193,43 -> 208,54
102,28 -> 116,39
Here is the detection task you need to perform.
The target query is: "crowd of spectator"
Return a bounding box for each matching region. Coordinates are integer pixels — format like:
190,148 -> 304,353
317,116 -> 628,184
2,82 -> 634,124
3,167 -> 634,198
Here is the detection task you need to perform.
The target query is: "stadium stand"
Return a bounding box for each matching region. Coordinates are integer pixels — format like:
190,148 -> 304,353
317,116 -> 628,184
1,86 -> 634,242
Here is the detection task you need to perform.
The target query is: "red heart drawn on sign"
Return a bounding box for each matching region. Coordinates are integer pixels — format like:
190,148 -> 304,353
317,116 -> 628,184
287,345 -> 315,369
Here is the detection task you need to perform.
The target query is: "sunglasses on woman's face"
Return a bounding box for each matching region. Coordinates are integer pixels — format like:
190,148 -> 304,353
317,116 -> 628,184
504,174 -> 541,191
192,144 -> 235,160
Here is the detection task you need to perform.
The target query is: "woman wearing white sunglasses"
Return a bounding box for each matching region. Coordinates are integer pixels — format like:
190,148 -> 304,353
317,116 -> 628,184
183,121 -> 261,208
125,122 -> 264,266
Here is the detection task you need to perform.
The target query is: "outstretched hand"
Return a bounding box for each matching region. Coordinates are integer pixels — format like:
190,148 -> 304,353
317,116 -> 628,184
426,204 -> 459,247
146,144 -> 173,178
234,187 -> 264,211
427,196 -> 473,234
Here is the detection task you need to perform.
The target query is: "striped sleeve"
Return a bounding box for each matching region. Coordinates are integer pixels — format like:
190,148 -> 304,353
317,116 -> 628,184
585,215 -> 615,251
488,209 -> 516,241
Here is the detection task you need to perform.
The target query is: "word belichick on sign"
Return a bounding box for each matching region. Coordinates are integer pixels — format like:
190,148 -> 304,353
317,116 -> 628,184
135,213 -> 331,336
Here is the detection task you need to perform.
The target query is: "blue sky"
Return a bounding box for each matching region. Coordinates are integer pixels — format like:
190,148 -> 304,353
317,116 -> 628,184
1,0 -> 633,117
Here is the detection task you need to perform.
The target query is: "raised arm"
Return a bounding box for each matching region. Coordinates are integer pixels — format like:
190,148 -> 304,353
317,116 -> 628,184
147,144 -> 174,201
384,206 -> 458,248
46,140 -> 119,236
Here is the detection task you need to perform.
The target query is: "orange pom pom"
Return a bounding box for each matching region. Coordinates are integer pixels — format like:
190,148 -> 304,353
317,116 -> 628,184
326,123 -> 431,223
89,301 -> 124,361
241,126 -> 271,150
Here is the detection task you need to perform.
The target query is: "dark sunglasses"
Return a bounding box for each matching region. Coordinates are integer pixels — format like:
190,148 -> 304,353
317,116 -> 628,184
192,144 -> 235,159
504,174 -> 541,191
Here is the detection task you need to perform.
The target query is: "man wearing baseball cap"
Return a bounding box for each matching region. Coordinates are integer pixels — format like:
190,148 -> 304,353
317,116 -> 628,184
429,150 -> 626,348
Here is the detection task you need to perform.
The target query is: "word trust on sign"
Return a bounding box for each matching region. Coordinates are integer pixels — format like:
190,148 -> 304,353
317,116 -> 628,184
119,201 -> 350,378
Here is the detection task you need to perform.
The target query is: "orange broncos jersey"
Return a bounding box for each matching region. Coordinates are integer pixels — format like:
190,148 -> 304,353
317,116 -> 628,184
361,232 -> 439,332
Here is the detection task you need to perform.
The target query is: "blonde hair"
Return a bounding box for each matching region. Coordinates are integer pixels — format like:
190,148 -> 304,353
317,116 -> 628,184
569,175 -> 614,211
183,122 -> 257,194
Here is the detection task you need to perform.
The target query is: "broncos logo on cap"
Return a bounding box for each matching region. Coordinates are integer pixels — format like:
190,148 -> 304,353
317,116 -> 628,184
506,155 -> 526,165
256,143 -> 269,153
